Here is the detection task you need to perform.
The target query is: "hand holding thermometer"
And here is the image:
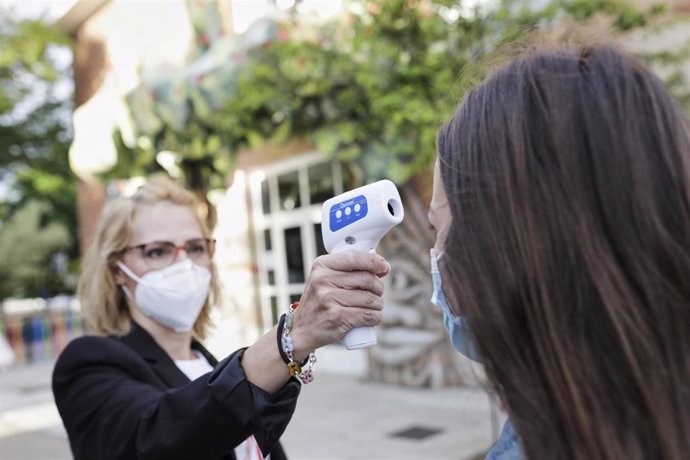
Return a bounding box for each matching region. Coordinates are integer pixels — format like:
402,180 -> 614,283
321,179 -> 404,350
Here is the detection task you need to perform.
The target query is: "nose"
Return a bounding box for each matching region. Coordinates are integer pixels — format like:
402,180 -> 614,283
172,246 -> 189,262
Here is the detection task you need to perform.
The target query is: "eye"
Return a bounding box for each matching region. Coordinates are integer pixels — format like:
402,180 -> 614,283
143,243 -> 173,260
186,239 -> 207,255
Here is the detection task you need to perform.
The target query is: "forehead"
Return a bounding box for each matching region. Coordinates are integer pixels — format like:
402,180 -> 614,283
130,201 -> 204,244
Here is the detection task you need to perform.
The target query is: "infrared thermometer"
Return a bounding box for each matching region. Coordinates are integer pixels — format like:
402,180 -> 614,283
321,179 -> 404,349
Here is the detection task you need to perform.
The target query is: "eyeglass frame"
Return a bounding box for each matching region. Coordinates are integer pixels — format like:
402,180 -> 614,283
117,237 -> 216,269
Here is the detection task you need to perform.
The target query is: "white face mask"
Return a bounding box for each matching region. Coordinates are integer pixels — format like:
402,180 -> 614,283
116,259 -> 211,332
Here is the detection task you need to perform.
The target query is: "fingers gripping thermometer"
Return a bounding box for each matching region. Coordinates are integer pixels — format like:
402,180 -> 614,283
321,180 -> 404,350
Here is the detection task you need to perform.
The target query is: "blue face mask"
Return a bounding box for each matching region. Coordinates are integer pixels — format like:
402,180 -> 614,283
430,248 -> 480,361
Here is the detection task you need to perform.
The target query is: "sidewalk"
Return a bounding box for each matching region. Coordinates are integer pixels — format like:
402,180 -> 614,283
282,374 -> 500,460
0,361 -> 500,460
0,361 -> 71,460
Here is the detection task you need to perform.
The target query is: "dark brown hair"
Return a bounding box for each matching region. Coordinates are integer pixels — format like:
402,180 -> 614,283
437,45 -> 690,459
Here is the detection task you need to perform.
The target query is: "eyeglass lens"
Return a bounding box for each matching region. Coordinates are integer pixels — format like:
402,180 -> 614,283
139,238 -> 213,268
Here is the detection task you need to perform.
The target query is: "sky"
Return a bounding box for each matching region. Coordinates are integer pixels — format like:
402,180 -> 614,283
0,0 -> 345,29
0,0 -> 76,21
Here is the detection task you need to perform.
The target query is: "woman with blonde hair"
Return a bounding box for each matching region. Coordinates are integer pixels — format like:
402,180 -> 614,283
53,176 -> 390,460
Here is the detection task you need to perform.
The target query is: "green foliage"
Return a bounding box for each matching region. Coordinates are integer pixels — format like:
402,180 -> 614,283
122,0 -> 684,187
0,13 -> 71,171
0,9 -> 77,298
106,129 -> 160,179
636,32 -> 690,111
0,201 -> 70,299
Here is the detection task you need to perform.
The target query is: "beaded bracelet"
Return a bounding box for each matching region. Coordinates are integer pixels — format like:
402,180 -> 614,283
276,314 -> 309,367
278,302 -> 317,384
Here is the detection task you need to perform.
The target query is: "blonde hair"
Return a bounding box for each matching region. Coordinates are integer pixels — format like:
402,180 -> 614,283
78,175 -> 220,338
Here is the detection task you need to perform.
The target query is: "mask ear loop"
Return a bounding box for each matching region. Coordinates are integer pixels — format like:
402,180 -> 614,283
114,261 -> 141,306
120,285 -> 136,303
430,248 -> 446,272
430,247 -> 459,317
116,261 -> 143,283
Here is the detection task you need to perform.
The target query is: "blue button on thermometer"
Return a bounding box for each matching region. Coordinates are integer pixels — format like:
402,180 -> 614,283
329,195 -> 368,232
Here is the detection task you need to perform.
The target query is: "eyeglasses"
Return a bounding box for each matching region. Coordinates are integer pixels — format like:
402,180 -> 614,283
122,238 -> 216,269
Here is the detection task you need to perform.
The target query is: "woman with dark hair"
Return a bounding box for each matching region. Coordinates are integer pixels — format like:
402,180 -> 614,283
430,44 -> 690,459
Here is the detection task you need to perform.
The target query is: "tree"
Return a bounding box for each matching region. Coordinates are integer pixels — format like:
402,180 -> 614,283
0,201 -> 70,299
0,9 -> 76,298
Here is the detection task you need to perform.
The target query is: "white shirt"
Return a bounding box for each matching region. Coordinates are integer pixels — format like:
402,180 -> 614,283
175,351 -> 268,460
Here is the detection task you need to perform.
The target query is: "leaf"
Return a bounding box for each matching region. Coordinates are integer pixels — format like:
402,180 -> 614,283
269,119 -> 293,145
247,130 -> 266,149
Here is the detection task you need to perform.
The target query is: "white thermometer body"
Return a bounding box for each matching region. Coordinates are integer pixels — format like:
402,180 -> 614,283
321,179 -> 404,349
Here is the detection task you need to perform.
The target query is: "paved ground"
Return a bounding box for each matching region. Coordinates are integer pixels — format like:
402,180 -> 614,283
0,360 -> 503,460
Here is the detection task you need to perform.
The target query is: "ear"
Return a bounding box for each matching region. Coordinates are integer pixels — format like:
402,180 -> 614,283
112,264 -> 127,285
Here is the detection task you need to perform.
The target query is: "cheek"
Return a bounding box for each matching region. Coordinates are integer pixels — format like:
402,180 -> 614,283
434,224 -> 451,252
113,266 -> 137,301
116,255 -> 152,291
433,238 -> 444,253
121,254 -> 149,278
121,278 -> 137,296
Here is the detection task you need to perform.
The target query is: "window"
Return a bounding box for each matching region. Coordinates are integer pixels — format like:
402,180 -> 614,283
308,162 -> 335,204
284,227 -> 305,283
278,171 -> 301,210
314,223 -> 327,257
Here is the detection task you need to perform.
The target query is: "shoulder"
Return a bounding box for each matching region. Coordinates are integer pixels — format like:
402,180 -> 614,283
59,334 -> 134,361
486,419 -> 525,460
53,334 -> 146,378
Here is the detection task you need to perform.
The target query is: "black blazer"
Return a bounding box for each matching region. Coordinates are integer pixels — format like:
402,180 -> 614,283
52,323 -> 300,460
